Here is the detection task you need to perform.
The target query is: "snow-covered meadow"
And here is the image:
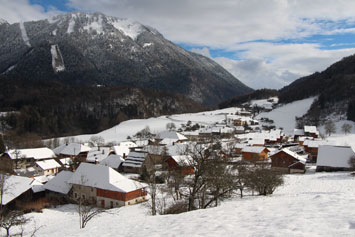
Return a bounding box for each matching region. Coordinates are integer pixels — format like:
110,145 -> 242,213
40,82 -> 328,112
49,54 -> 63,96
19,172 -> 355,236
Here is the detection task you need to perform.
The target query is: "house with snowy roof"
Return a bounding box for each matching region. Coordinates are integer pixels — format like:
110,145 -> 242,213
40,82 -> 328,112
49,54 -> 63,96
0,147 -> 56,173
112,141 -> 137,158
35,159 -> 62,176
1,175 -> 34,209
316,145 -> 355,172
44,170 -> 73,202
270,148 -> 307,174
165,155 -> 194,175
241,146 -> 269,163
303,140 -> 333,162
86,147 -> 111,164
100,154 -> 125,171
68,163 -> 147,208
54,143 -> 91,159
122,151 -> 148,174
157,131 -> 187,141
304,126 -> 319,138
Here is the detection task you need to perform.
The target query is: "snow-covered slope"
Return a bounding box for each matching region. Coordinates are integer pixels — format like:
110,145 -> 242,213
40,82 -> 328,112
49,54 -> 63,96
61,107 -> 249,143
16,172 -> 355,236
256,97 -> 316,135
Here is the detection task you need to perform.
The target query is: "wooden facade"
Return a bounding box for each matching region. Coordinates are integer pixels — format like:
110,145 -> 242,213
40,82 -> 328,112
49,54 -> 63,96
166,157 -> 194,175
242,149 -> 269,163
270,151 -> 305,174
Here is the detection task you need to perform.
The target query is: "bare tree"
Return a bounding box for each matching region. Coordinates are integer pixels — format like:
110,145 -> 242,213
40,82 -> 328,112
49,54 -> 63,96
166,123 -> 176,131
88,136 -> 105,147
248,167 -> 284,196
0,210 -> 29,236
324,120 -> 336,136
73,175 -> 105,229
341,123 -> 352,135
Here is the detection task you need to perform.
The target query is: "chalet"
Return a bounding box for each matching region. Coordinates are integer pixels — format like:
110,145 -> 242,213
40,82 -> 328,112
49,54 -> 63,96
304,126 -> 319,138
181,131 -> 199,140
100,154 -> 125,171
241,146 -> 269,163
316,145 -> 355,172
35,159 -> 62,176
86,147 -> 111,164
44,170 -> 73,202
166,155 -> 194,175
122,151 -> 148,174
235,143 -> 248,155
112,142 -> 137,158
68,163 -> 147,208
0,148 -> 56,173
156,131 -> 188,144
303,140 -> 332,163
1,175 -> 34,209
293,129 -> 305,142
270,148 -> 307,174
53,143 -> 91,162
233,119 -> 246,126
298,136 -> 314,146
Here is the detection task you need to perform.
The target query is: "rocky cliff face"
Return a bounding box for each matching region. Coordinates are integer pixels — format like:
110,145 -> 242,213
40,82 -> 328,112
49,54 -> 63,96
0,12 -> 252,106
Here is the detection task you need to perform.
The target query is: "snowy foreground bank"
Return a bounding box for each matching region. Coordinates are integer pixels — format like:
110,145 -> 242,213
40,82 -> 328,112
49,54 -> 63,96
20,172 -> 355,236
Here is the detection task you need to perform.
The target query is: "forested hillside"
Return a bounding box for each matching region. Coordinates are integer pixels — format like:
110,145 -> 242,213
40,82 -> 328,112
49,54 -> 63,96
0,76 -> 204,139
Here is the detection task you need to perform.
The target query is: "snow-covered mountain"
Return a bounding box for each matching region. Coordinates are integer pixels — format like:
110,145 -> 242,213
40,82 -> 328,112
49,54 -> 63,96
0,12 -> 252,106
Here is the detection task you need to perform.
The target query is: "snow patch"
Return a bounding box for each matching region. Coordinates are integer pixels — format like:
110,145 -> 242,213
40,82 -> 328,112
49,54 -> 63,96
109,18 -> 143,40
67,18 -> 75,34
19,22 -> 31,47
52,29 -> 57,36
143,42 -> 153,48
50,44 -> 65,73
83,14 -> 104,35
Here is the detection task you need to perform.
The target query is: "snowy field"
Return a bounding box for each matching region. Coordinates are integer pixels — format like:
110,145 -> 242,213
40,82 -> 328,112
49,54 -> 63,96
17,172 -> 355,237
61,107 -> 245,143
256,97 -> 316,135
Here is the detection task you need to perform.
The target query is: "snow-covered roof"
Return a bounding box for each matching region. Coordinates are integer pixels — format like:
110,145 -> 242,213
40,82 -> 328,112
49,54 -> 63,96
157,131 -> 187,140
317,145 -> 355,168
242,146 -> 268,154
181,131 -> 199,136
304,140 -> 332,148
271,148 -> 307,164
36,159 -> 61,170
122,151 -> 147,168
304,126 -> 318,134
134,140 -> 149,147
112,142 -> 137,157
31,179 -> 45,193
53,143 -> 91,156
100,154 -> 124,169
294,129 -> 305,136
86,147 -> 111,162
6,148 -> 55,160
171,155 -> 192,164
160,138 -> 179,145
44,171 -> 73,194
247,139 -> 265,146
2,175 -> 33,205
68,163 -> 147,193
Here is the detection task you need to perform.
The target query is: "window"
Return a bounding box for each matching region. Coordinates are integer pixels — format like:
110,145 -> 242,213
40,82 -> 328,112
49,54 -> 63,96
82,194 -> 85,199
74,193 -> 77,198
91,187 -> 94,192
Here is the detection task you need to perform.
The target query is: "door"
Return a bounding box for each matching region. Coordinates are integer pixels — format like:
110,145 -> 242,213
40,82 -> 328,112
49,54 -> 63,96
101,200 -> 105,208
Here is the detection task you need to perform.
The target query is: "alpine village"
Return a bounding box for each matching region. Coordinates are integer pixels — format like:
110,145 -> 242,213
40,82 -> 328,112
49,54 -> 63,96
0,3 -> 355,237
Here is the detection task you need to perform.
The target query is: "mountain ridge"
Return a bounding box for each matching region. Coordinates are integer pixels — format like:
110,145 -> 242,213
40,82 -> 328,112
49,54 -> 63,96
0,12 -> 252,106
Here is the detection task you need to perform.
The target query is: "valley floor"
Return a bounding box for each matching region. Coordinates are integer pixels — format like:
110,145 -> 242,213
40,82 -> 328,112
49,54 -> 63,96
18,171 -> 355,236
